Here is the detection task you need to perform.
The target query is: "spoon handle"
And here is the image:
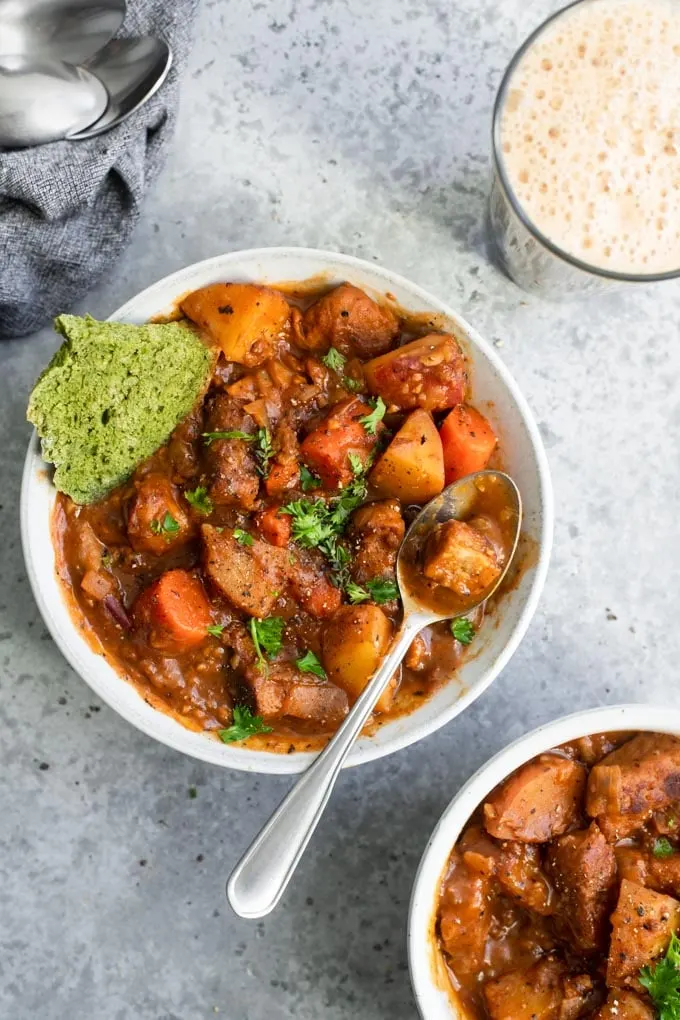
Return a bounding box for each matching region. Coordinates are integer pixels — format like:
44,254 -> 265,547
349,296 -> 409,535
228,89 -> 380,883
227,614 -> 424,919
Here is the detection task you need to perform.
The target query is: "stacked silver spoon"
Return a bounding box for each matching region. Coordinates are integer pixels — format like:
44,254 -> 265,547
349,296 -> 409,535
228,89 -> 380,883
0,0 -> 172,146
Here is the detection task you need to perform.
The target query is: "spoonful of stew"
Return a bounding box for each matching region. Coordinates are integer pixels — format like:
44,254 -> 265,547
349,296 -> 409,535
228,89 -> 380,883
227,470 -> 522,919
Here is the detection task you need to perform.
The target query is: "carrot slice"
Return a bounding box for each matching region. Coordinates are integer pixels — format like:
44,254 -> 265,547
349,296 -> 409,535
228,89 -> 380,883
133,569 -> 211,650
256,506 -> 292,547
439,404 -> 497,484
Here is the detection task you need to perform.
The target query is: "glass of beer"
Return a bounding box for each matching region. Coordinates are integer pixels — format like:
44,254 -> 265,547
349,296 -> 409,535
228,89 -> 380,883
489,0 -> 680,296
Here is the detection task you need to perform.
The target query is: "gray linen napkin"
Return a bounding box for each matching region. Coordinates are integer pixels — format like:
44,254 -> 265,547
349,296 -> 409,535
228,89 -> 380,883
0,0 -> 200,339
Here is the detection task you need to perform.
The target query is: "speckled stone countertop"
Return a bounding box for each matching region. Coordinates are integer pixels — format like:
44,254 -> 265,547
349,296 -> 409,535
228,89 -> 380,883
2,1 -> 680,1017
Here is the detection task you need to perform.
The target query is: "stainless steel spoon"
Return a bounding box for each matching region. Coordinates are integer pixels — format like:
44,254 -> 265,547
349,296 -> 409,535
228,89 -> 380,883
67,36 -> 172,140
0,0 -> 126,64
227,470 -> 522,919
0,55 -> 108,147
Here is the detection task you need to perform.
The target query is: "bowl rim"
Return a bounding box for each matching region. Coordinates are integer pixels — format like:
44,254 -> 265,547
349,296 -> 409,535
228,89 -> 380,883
20,245 -> 554,775
407,702 -> 680,1020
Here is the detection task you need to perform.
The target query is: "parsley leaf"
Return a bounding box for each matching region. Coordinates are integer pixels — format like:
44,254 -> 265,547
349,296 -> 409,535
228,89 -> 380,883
322,346 -> 346,373
654,838 -> 675,860
359,396 -> 386,435
300,465 -> 322,491
254,427 -> 274,478
346,578 -> 399,604
218,704 -> 273,743
202,429 -> 254,445
150,511 -> 180,536
185,486 -> 214,516
366,578 -> 399,603
295,650 -> 327,679
250,616 -> 285,669
207,624 -> 225,637
640,932 -> 680,1018
451,618 -> 475,645
281,469 -> 367,587
233,528 -> 254,547
343,376 -> 363,392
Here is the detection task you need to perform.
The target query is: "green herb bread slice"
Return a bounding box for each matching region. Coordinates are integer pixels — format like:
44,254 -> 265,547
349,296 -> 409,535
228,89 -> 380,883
27,314 -> 216,504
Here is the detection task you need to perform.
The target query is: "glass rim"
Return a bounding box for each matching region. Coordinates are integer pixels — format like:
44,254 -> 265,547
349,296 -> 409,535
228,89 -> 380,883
491,0 -> 680,284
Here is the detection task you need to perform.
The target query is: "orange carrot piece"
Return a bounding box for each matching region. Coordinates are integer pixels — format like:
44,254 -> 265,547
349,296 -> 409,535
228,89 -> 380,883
439,404 -> 497,485
133,569 -> 211,650
256,506 -> 292,547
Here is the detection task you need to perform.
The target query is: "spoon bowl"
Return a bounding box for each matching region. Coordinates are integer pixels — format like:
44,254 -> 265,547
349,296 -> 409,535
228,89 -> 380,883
0,55 -> 108,147
227,471 -> 522,918
0,0 -> 125,63
67,36 -> 172,140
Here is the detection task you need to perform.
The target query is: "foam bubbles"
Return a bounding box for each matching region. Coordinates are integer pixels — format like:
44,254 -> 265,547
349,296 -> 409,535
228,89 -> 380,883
500,0 -> 680,274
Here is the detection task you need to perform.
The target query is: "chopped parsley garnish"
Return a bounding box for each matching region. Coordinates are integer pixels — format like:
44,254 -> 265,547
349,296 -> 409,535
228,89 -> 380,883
101,551 -> 113,570
348,452 -> 364,476
188,786 -> 197,799
249,616 -> 285,669
202,429 -> 254,445
185,485 -> 214,515
218,704 -> 273,743
359,396 -> 386,435
206,624 -> 225,637
343,376 -> 363,392
150,511 -> 180,536
295,650 -> 327,679
640,932 -> 680,1018
300,465 -> 322,491
254,427 -> 274,478
233,528 -> 254,547
654,838 -> 675,860
322,346 -> 346,373
346,578 -> 399,605
451,618 -> 475,645
281,469 -> 366,586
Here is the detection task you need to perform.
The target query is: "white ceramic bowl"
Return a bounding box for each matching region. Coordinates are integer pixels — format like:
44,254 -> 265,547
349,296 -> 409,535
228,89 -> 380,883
408,703 -> 680,1020
21,246 -> 553,775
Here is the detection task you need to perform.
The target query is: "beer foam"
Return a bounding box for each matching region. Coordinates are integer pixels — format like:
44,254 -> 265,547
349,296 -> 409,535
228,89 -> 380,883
499,0 -> 680,275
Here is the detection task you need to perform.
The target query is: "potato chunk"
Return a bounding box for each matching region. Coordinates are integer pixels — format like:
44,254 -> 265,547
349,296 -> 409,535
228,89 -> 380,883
321,605 -> 396,713
368,409 -> 445,504
483,957 -> 568,1020
423,519 -> 502,600
201,525 -> 289,618
546,822 -> 617,952
181,283 -> 290,366
363,333 -> 467,411
607,879 -> 680,987
300,283 -> 399,358
593,991 -> 654,1020
484,754 -> 587,842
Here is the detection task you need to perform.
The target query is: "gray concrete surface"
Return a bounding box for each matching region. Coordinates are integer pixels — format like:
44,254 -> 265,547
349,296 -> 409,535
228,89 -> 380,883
2,0 -> 680,1017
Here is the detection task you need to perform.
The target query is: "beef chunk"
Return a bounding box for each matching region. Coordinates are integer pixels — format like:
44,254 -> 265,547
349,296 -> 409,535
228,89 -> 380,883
300,283 -> 399,359
202,393 -> 260,510
497,840 -> 554,916
607,879 -> 680,987
587,733 -> 680,822
348,500 -> 405,585
127,474 -> 193,555
484,754 -> 587,843
423,519 -> 502,600
202,524 -> 289,618
546,822 -> 617,952
246,663 -> 348,725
